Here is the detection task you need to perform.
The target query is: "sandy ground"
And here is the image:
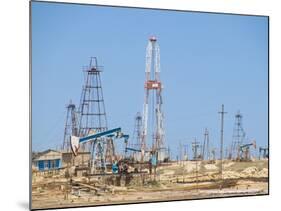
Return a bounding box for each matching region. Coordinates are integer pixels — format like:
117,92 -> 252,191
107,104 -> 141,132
32,160 -> 268,209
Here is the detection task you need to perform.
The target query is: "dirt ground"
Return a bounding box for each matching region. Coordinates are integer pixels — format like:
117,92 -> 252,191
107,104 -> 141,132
31,160 -> 268,209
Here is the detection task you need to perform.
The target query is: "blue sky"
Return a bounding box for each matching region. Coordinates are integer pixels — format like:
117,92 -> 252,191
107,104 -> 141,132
31,2 -> 268,159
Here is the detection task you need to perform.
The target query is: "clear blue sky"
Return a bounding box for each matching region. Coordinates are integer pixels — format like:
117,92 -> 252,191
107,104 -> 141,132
31,2 -> 268,159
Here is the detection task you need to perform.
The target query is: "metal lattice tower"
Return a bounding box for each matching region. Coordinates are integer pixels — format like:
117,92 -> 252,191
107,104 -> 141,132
192,139 -> 200,160
202,128 -> 210,160
78,57 -> 114,165
62,101 -> 78,152
141,36 -> 165,160
229,111 -> 246,160
131,112 -> 142,154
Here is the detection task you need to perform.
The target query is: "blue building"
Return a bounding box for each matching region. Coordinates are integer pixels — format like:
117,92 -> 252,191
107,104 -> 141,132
33,149 -> 62,171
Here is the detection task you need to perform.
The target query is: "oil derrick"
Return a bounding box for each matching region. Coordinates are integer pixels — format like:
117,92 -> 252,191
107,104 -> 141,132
141,36 -> 165,161
192,139 -> 201,160
78,57 -> 114,167
131,112 -> 142,160
62,101 -> 78,152
202,128 -> 210,160
133,112 -> 142,149
229,111 -> 246,160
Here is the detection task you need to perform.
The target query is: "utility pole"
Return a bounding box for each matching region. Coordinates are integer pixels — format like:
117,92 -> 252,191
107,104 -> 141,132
202,128 -> 210,160
218,104 -> 227,189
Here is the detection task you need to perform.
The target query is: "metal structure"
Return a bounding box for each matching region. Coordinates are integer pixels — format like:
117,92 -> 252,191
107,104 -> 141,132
238,140 -> 256,161
178,142 -> 183,161
71,127 -> 129,172
62,101 -> 78,152
218,104 -> 227,189
141,36 -> 165,161
259,147 -> 269,160
133,112 -> 142,148
129,112 -> 142,160
202,128 -> 210,160
211,148 -> 216,161
78,57 -> 114,165
183,144 -> 189,161
192,139 -> 201,160
178,141 -> 188,161
229,111 -> 246,160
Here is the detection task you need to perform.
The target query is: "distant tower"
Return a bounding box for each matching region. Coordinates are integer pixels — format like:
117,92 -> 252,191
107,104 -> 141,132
132,112 -> 142,150
78,57 -> 114,166
229,111 -> 246,160
179,141 -> 183,161
211,148 -> 216,161
202,128 -> 210,160
192,139 -> 200,160
62,101 -> 78,152
183,144 -> 189,161
141,36 -> 165,160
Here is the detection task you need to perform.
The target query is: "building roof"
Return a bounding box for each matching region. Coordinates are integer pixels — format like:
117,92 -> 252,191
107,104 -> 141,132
33,149 -> 62,161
